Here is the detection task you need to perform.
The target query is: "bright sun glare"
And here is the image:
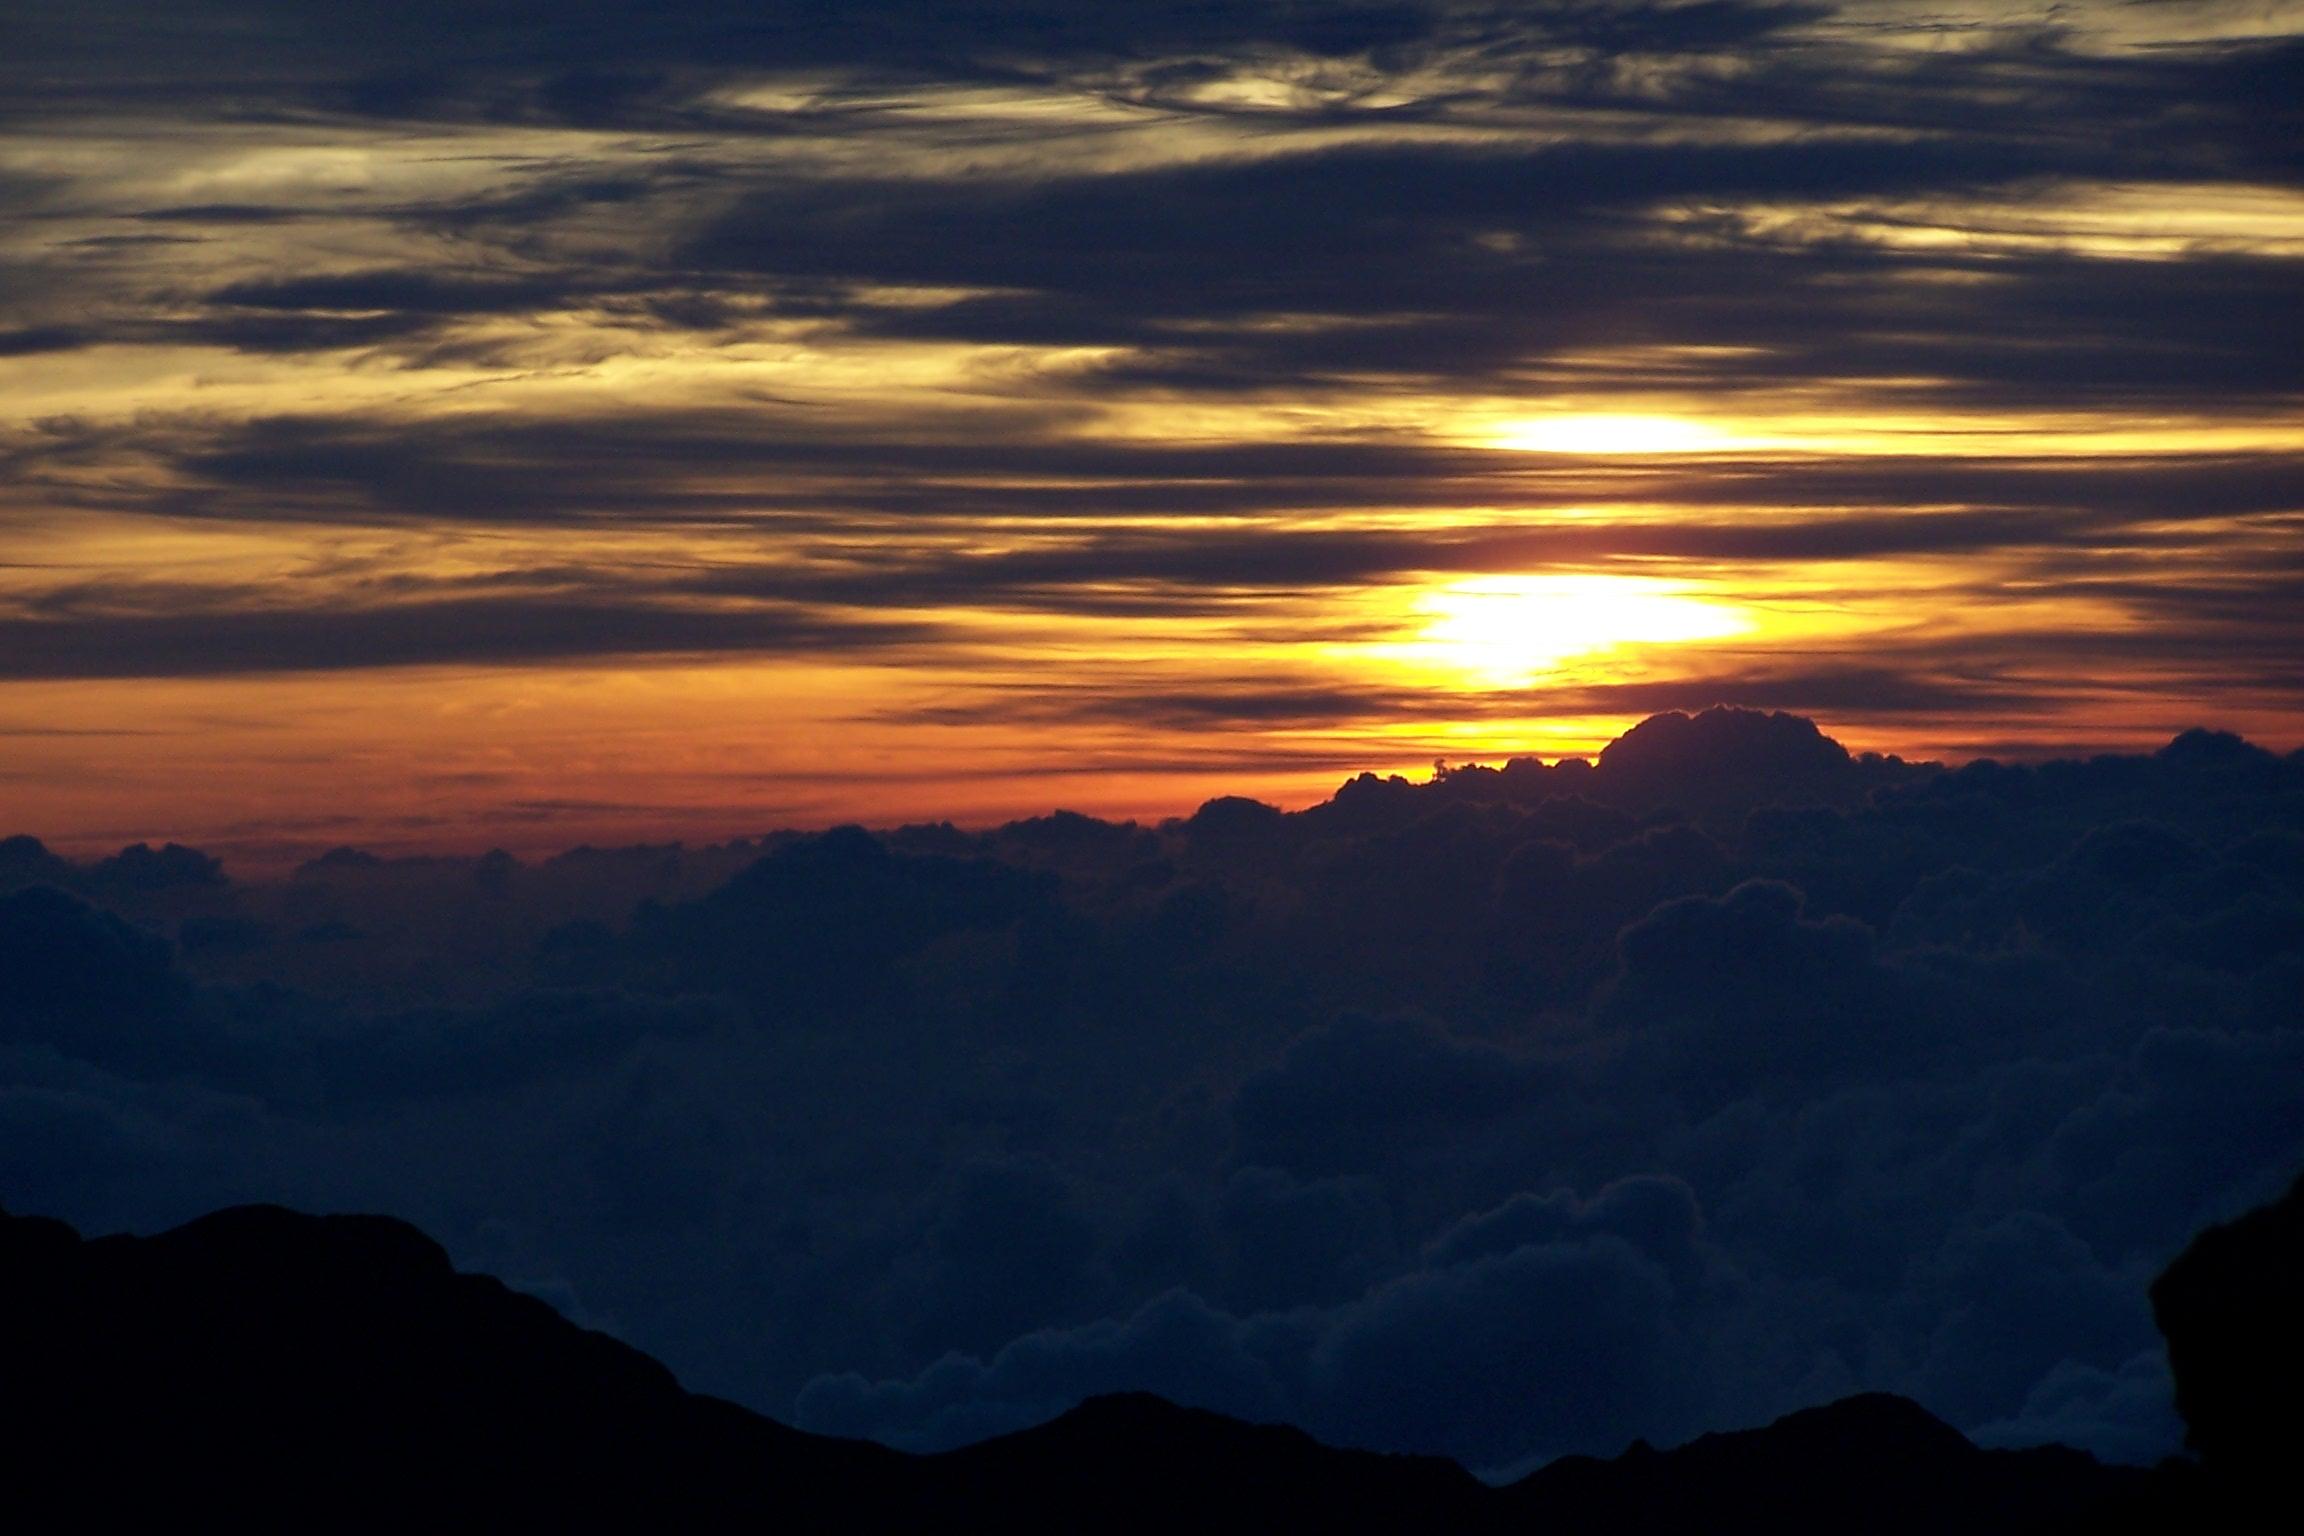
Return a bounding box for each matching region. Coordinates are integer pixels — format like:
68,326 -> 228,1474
1414,574 -> 1751,684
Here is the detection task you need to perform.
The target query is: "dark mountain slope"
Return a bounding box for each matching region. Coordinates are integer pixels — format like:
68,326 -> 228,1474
2153,1170 -> 2304,1509
11,1184 -> 2294,1530
0,1202 -> 899,1528
921,1391 -> 1506,1530
1507,1392 -> 2152,1534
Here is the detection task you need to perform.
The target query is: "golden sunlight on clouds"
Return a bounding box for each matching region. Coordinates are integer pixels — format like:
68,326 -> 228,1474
1466,398 -> 2304,461
1486,415 -> 1756,456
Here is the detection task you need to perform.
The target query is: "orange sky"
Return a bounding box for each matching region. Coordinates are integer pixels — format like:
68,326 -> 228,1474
3,1 -> 2300,864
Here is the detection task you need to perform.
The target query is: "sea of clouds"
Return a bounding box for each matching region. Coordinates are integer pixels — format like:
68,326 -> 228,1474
5,709 -> 2299,1473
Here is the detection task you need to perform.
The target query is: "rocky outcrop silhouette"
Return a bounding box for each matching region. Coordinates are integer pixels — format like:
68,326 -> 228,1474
2153,1170 -> 2304,1507
920,1392 -> 1504,1530
1509,1392 -> 2152,1534
9,1183 -> 2295,1530
0,1202 -> 897,1527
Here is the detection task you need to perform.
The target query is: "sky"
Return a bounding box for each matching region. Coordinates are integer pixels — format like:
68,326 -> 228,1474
3,0 -> 2301,862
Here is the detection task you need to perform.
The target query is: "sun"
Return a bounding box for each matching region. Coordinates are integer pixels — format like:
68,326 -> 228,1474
1412,574 -> 1750,685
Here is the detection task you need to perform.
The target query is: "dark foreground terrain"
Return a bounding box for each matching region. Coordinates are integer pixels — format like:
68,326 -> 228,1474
4,1174 -> 2292,1531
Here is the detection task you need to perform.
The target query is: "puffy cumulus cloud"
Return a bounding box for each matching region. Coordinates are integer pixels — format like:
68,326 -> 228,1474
1971,1351 -> 2185,1469
796,1178 -> 1706,1470
0,836 -> 76,892
902,1159 -> 1102,1358
87,842 -> 227,896
1307,1229 -> 1683,1466
0,1087 -> 190,1225
1215,1166 -> 1398,1313
794,1287 -> 1302,1453
1601,880 -> 1932,1105
1,711 -> 2301,1471
313,990 -> 729,1108
628,824 -> 1065,1016
1913,1210 -> 2154,1427
0,886 -> 210,1079
1426,1175 -> 1710,1291
1231,1014 -> 1538,1176
2049,1027 -> 2304,1257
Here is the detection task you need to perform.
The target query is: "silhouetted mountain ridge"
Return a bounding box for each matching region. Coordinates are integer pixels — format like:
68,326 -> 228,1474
14,1182 -> 2295,1530
924,1390 -> 1501,1529
2151,1169 -> 2304,1503
1512,1392 -> 2154,1534
0,1200 -> 897,1526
